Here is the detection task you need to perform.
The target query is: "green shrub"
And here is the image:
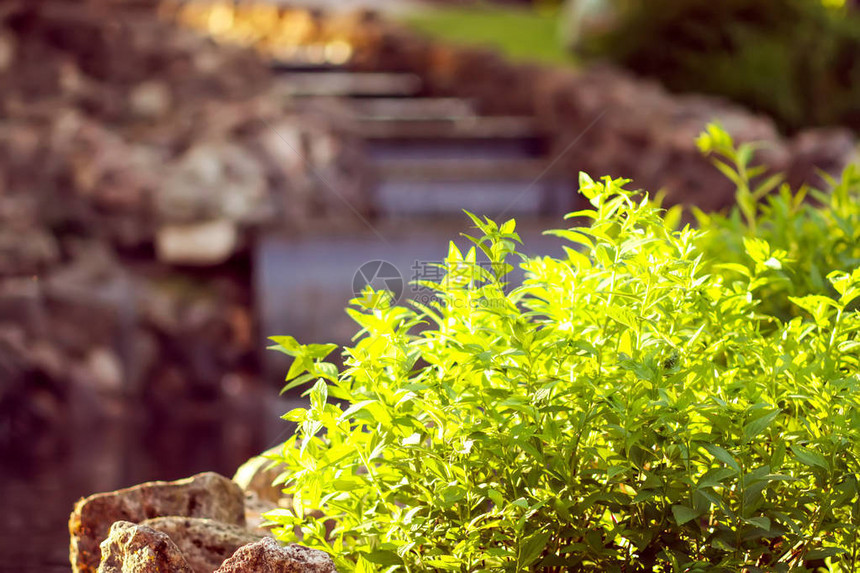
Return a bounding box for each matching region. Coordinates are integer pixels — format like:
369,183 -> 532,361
265,127 -> 860,571
584,0 -> 860,133
695,124 -> 860,321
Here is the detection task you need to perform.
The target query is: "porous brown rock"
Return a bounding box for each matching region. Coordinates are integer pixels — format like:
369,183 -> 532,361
214,537 -> 337,573
141,517 -> 263,573
69,472 -> 245,573
97,521 -> 193,573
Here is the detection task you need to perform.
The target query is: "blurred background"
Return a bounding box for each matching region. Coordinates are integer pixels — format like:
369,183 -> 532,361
0,0 -> 858,570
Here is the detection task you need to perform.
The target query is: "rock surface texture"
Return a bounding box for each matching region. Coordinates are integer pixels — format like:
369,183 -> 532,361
69,472 -> 245,573
141,517 -> 263,573
97,521 -> 193,573
71,470 -> 338,573
214,537 -> 338,573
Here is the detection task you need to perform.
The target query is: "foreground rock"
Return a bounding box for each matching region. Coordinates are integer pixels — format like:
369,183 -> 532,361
215,537 -> 337,573
72,469 -> 339,572
98,521 -> 193,573
141,517 -> 263,573
70,472 -> 245,573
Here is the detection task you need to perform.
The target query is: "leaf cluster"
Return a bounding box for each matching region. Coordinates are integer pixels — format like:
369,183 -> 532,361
696,123 -> 860,322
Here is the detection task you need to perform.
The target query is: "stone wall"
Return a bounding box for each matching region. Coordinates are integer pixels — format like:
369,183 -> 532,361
0,0 -> 374,446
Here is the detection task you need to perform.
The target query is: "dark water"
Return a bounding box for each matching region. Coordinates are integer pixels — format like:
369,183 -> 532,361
0,394 -> 295,572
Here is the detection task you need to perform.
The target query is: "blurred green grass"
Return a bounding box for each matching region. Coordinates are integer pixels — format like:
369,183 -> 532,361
400,4 -> 577,66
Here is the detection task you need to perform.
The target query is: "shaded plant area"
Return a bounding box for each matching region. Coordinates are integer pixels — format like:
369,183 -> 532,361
264,126 -> 860,572
585,0 -> 860,134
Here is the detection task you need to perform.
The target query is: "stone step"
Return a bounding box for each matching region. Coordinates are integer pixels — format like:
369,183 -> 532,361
273,72 -> 423,98
366,135 -> 548,162
375,158 -> 564,182
270,58 -> 346,73
355,116 -> 542,140
347,97 -> 476,121
268,45 -> 353,72
372,159 -> 573,218
375,179 -> 574,218
367,141 -> 545,161
284,101 -> 547,160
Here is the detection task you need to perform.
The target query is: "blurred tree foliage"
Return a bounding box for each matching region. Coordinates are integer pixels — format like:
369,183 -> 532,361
581,0 -> 860,133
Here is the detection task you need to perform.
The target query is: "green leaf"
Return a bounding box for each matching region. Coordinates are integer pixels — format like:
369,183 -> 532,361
746,516 -> 771,531
362,549 -> 403,566
671,505 -> 701,526
697,468 -> 737,490
309,379 -> 328,411
704,444 -> 740,473
354,556 -> 375,573
791,445 -> 829,470
606,306 -> 639,331
743,409 -> 780,442
805,547 -> 846,560
743,237 -> 771,265
338,399 -> 376,421
269,335 -> 301,355
518,531 -> 551,567
789,295 -> 839,317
